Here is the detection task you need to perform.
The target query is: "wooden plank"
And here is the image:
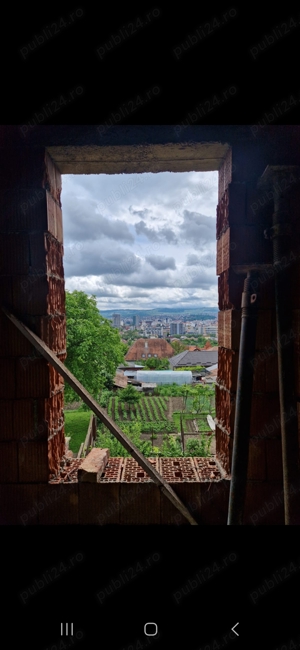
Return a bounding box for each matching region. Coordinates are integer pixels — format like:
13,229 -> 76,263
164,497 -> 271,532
3,307 -> 198,525
77,443 -> 84,459
83,412 -> 95,456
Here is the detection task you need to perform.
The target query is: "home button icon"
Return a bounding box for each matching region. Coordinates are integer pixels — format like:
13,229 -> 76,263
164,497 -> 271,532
144,622 -> 158,636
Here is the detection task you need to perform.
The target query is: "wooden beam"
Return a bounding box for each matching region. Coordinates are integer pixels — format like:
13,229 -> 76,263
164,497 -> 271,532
83,413 -> 96,456
77,442 -> 84,459
3,307 -> 198,525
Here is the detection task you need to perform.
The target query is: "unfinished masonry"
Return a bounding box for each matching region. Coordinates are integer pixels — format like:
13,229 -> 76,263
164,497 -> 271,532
1,125 -> 300,525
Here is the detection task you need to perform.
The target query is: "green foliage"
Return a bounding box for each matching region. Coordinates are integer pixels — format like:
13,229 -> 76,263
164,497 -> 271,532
175,366 -> 205,372
95,421 -> 152,457
99,389 -> 113,409
185,436 -> 213,457
140,357 -> 170,370
64,409 -> 91,454
121,343 -> 130,355
140,421 -> 175,433
170,340 -> 188,354
119,384 -> 141,408
64,291 -> 125,402
78,402 -> 91,412
153,396 -> 167,419
160,434 -> 183,457
155,383 -> 190,397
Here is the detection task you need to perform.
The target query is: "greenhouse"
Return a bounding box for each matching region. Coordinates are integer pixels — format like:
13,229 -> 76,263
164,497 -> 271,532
136,370 -> 192,385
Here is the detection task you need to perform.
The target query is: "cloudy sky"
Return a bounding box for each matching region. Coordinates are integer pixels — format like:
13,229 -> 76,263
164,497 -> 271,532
61,171 -> 218,311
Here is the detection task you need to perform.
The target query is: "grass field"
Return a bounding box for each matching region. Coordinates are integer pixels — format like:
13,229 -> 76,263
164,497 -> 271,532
64,409 -> 91,454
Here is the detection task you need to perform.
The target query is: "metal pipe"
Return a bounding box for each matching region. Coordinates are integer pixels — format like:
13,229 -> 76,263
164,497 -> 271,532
271,175 -> 300,525
227,270 -> 260,525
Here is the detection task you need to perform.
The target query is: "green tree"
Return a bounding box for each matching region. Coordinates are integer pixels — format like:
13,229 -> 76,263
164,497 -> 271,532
119,384 -> 141,412
170,340 -> 188,354
64,291 -> 125,403
95,421 -> 152,457
142,357 -> 170,370
185,437 -> 213,457
192,388 -> 205,414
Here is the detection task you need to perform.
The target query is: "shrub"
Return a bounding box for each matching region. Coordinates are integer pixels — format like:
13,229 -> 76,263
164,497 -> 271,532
185,435 -> 213,457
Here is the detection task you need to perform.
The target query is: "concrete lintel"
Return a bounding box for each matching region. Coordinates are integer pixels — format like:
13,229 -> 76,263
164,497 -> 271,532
47,142 -> 230,174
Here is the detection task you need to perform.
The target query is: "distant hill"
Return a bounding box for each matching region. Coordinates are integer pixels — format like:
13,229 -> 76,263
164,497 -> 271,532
100,307 -> 218,319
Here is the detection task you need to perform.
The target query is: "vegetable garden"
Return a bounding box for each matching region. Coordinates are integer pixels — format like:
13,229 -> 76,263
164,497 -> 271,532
96,384 -> 216,457
106,395 -> 176,433
102,384 -> 215,435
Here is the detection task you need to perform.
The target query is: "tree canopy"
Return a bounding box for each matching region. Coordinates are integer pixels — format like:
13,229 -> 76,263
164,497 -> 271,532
138,357 -> 170,369
170,340 -> 188,354
64,291 -> 126,402
119,384 -> 141,410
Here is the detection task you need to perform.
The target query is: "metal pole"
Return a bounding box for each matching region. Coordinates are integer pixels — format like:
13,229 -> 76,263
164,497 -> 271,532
227,270 -> 260,525
271,175 -> 300,524
258,166 -> 300,525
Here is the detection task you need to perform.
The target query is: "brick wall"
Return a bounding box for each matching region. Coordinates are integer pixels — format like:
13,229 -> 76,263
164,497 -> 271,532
216,147 -> 300,522
0,148 -> 66,483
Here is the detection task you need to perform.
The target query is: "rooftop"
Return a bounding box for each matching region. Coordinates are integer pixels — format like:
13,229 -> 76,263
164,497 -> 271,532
169,350 -> 218,367
125,338 -> 174,360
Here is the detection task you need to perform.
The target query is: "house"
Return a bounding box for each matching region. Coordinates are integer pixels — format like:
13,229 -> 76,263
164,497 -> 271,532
202,342 -> 218,350
112,372 -> 128,389
201,363 -> 218,385
137,382 -> 157,395
206,363 -> 218,373
202,376 -> 217,385
169,350 -> 218,369
116,364 -> 144,381
125,338 -> 174,362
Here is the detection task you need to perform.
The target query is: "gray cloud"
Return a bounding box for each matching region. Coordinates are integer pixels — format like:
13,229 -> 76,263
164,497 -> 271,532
104,269 -> 173,289
146,255 -> 176,270
160,227 -> 178,244
186,251 -> 215,268
126,289 -> 151,298
62,196 -> 134,243
64,243 -> 141,277
179,210 -> 215,248
129,206 -> 152,219
134,221 -> 160,241
62,171 -> 218,309
178,268 -> 216,289
134,220 -> 178,245
89,286 -> 121,298
186,253 -> 200,266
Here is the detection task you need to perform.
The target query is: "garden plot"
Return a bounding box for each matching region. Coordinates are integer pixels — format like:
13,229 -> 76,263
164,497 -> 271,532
106,395 -> 176,433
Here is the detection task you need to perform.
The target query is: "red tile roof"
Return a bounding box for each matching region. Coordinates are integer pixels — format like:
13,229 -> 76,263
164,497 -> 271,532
125,338 -> 174,361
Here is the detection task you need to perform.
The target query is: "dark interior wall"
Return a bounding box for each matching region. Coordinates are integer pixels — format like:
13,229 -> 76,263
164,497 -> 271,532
216,137 -> 300,523
0,125 -> 300,524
